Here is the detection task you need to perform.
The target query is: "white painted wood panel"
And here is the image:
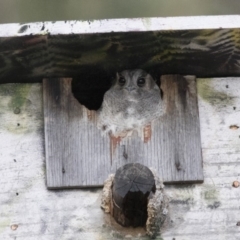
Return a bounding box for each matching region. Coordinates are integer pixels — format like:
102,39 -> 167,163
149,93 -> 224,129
0,78 -> 240,239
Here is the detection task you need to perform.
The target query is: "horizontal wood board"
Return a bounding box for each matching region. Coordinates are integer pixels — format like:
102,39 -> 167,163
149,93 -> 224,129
0,16 -> 240,84
43,76 -> 203,188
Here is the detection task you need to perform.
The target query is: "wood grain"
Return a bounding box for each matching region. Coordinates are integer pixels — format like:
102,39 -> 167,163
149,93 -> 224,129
159,75 -> 203,183
1,26 -> 240,84
43,75 -> 203,188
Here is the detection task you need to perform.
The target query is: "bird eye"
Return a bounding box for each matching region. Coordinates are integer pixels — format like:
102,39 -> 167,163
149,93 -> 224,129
118,77 -> 126,86
137,78 -> 145,87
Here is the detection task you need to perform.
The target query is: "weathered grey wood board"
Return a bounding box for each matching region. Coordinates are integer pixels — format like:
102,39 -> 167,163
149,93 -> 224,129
1,16 -> 240,84
1,78 -> 240,240
43,75 -> 203,188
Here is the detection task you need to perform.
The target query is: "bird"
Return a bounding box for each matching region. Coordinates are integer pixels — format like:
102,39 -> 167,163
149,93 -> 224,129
97,69 -> 164,136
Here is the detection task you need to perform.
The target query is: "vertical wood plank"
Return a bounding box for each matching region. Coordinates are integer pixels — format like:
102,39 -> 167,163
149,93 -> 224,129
43,75 -> 203,188
43,78 -> 112,188
159,75 -> 203,182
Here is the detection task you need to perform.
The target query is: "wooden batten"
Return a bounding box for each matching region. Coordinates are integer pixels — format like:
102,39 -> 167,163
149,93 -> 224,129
0,16 -> 240,84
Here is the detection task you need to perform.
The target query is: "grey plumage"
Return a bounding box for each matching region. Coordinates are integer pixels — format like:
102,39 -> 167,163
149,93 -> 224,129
98,69 -> 163,135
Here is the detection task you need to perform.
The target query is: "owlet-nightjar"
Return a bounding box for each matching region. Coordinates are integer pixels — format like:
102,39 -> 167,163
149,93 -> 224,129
98,69 -> 164,136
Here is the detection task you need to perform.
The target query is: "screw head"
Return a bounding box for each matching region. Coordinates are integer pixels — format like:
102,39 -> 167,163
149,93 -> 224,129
233,181 -> 240,188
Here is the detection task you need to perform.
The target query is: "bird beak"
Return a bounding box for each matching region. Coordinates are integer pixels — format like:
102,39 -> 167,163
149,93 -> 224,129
125,86 -> 136,92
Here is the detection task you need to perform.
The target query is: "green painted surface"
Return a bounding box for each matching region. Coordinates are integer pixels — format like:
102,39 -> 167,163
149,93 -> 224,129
0,84 -> 43,134
0,84 -> 31,112
1,0 -> 240,24
8,85 -> 31,109
197,79 -> 235,106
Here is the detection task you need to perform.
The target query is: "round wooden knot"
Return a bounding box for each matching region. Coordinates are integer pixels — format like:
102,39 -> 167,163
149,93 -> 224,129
112,163 -> 156,227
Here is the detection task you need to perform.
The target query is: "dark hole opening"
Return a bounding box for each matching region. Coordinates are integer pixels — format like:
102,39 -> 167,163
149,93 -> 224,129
71,67 -> 112,110
71,68 -> 162,110
122,191 -> 150,227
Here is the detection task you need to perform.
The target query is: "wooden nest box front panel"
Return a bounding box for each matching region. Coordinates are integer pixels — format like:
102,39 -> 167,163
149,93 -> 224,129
43,75 -> 203,188
1,16 -> 240,188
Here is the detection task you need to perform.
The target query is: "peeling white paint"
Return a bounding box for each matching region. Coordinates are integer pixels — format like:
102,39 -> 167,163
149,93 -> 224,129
0,15 -> 240,37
